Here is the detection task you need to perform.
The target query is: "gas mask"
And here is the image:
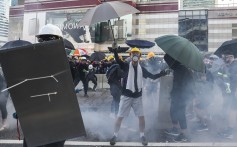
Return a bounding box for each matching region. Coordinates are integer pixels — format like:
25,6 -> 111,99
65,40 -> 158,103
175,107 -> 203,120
131,53 -> 140,62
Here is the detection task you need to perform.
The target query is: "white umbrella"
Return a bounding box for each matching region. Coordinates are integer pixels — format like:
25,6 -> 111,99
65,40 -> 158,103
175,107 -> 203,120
78,1 -> 139,26
78,1 -> 139,42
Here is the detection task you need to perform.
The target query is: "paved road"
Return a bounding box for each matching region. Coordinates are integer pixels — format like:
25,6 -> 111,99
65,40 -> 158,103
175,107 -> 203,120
1,87 -> 237,147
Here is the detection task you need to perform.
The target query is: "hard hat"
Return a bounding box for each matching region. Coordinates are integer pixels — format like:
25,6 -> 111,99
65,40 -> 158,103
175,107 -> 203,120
129,47 -> 141,56
80,57 -> 87,60
147,52 -> 155,59
88,64 -> 93,69
36,24 -> 63,38
108,55 -> 114,61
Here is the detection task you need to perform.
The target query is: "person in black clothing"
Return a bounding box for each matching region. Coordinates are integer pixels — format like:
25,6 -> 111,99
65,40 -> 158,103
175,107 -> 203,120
85,64 -> 97,91
107,63 -> 123,117
109,47 -> 168,146
74,57 -> 89,97
217,51 -> 237,139
22,24 -> 66,147
164,54 -> 194,142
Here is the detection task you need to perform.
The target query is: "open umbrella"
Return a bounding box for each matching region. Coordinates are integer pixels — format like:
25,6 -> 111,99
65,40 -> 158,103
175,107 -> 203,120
155,35 -> 205,72
108,47 -> 129,53
90,52 -> 106,61
70,48 -> 88,56
1,39 -> 32,49
214,39 -> 237,57
78,1 -> 139,41
63,38 -> 75,50
126,39 -> 155,48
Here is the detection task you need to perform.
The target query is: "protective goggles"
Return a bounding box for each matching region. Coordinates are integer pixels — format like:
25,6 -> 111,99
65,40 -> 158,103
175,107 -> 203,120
37,36 -> 60,43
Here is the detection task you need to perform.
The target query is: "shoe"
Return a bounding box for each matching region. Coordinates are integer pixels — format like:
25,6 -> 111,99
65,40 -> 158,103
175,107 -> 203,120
173,133 -> 189,142
195,123 -> 208,132
164,127 -> 179,136
189,117 -> 200,122
75,89 -> 81,93
0,125 -> 9,132
110,135 -> 117,145
84,94 -> 89,98
218,129 -> 234,139
140,136 -> 148,146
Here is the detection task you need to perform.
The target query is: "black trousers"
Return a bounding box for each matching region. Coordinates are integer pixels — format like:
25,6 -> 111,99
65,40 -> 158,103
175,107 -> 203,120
170,98 -> 187,130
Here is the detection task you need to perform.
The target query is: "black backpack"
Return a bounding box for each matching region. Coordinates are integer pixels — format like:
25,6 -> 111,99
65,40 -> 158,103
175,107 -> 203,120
106,64 -> 123,84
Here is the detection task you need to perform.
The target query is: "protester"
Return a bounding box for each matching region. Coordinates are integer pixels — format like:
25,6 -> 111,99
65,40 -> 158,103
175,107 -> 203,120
192,71 -> 213,132
74,57 -> 89,97
106,63 -> 123,118
164,54 -> 194,142
85,64 -> 97,91
109,47 -> 168,146
217,51 -> 237,139
0,67 -> 9,131
22,24 -> 66,147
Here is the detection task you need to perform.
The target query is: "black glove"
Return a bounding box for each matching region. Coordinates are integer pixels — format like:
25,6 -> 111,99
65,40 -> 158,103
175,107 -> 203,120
159,70 -> 168,76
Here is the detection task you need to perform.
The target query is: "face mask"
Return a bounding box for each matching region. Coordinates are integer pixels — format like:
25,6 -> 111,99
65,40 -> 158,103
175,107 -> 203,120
132,55 -> 139,62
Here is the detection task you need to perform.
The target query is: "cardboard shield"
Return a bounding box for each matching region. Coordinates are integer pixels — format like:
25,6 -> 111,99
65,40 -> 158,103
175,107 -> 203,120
0,40 -> 86,147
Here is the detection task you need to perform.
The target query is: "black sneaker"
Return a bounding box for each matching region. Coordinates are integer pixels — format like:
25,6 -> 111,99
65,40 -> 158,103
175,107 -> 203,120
173,133 -> 189,142
140,136 -> 148,146
164,127 -> 179,136
110,135 -> 117,145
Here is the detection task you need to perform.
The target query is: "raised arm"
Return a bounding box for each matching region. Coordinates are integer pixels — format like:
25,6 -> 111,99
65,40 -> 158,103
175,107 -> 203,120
142,67 -> 167,79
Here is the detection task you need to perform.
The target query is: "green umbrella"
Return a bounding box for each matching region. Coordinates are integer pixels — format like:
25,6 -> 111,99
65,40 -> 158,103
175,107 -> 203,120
155,35 -> 205,72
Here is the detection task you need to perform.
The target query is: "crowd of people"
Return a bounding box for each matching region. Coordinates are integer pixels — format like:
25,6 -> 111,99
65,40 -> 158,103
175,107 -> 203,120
1,24 -> 237,147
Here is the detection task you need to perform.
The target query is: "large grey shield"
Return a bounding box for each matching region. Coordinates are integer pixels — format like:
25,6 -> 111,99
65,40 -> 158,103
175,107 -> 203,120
0,40 -> 86,147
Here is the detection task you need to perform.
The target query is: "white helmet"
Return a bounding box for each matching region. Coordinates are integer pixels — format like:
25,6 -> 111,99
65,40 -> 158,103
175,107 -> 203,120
88,64 -> 93,70
36,24 -> 63,37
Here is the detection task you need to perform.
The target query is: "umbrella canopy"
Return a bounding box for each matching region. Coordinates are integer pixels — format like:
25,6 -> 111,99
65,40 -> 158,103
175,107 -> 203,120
90,52 -> 106,61
1,40 -> 32,49
214,39 -> 237,57
108,47 -> 129,53
63,38 -> 75,50
78,1 -> 139,26
126,39 -> 155,48
70,48 -> 88,56
155,35 -> 205,72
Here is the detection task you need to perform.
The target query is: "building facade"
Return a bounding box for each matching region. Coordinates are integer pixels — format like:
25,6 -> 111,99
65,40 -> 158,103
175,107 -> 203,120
0,0 -> 9,47
8,0 -> 237,53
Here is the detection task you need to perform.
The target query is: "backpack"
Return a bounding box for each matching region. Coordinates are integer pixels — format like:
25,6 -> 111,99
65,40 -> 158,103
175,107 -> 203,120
106,64 -> 123,84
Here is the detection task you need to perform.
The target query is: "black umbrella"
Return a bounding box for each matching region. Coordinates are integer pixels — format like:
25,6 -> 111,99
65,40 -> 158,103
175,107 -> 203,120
126,39 -> 155,48
1,39 -> 32,49
63,38 -> 75,50
108,47 -> 129,53
90,52 -> 106,61
214,39 -> 237,57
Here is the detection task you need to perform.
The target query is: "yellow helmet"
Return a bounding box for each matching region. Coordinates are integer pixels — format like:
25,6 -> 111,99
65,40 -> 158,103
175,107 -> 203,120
108,55 -> 115,61
129,47 -> 141,56
147,52 -> 155,59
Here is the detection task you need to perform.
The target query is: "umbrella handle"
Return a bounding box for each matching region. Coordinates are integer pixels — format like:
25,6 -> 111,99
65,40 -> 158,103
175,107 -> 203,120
108,20 -> 115,42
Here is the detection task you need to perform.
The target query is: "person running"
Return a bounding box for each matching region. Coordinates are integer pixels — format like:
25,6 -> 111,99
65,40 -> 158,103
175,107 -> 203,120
109,47 -> 168,146
85,64 -> 97,91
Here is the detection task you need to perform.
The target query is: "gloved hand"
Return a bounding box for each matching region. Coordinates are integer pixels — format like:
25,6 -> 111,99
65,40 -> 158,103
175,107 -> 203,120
159,70 -> 168,76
